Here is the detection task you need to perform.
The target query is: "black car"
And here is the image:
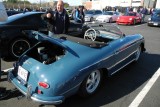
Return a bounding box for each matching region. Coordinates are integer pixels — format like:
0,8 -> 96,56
148,10 -> 160,27
0,12 -> 47,59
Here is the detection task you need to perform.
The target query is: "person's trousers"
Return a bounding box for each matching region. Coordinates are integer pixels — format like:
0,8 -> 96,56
48,31 -> 54,37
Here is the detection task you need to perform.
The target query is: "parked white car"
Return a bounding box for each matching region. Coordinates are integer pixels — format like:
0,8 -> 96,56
96,11 -> 120,23
85,10 -> 102,22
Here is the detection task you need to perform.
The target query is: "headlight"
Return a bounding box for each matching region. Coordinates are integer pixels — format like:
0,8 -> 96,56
148,18 -> 151,21
129,18 -> 133,20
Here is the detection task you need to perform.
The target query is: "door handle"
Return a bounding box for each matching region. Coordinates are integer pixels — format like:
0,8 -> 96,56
114,50 -> 119,55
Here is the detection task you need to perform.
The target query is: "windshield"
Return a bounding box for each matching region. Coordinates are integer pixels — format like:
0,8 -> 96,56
103,12 -> 113,15
124,12 -> 136,16
0,12 -> 27,24
85,10 -> 94,14
97,24 -> 122,39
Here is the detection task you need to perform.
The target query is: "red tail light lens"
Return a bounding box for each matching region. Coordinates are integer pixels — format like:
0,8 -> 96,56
38,82 -> 50,89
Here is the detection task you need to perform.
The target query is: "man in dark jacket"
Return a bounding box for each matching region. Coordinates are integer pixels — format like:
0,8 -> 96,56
41,0 -> 70,36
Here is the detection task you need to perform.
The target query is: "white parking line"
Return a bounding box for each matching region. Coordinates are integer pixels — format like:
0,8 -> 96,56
129,67 -> 160,107
2,67 -> 14,72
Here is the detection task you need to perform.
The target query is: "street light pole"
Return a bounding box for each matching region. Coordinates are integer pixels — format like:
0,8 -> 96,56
24,0 -> 25,9
40,0 -> 41,7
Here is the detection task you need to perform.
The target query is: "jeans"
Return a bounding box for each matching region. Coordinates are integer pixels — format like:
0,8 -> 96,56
142,14 -> 146,22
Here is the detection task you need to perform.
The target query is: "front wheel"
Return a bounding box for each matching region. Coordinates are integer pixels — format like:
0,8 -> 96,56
78,69 -> 102,97
135,46 -> 141,61
10,38 -> 30,58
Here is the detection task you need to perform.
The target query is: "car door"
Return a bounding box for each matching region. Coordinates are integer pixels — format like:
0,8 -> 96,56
108,36 -> 137,75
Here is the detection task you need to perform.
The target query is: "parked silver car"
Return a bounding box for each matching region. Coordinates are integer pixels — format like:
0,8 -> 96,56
84,10 -> 102,22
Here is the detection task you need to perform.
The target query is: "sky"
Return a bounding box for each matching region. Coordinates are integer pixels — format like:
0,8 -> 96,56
27,0 -> 82,6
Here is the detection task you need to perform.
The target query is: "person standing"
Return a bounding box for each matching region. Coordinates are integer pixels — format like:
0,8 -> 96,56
0,2 -> 8,21
74,6 -> 85,23
41,0 -> 70,36
0,2 -> 9,100
141,7 -> 147,23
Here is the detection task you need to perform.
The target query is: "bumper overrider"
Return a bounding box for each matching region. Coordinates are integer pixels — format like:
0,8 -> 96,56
8,70 -> 65,105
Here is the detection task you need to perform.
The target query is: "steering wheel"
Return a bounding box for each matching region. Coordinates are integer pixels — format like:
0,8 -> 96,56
84,28 -> 97,41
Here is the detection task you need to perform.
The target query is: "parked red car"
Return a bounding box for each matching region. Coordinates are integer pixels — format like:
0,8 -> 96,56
116,12 -> 142,25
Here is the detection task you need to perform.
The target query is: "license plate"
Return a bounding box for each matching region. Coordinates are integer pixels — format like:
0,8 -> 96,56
153,23 -> 158,26
18,66 -> 28,82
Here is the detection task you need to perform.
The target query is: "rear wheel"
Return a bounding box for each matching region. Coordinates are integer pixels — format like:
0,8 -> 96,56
10,38 -> 30,58
79,69 -> 102,97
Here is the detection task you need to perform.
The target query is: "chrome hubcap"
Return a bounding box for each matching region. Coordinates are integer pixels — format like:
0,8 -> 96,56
86,70 -> 101,93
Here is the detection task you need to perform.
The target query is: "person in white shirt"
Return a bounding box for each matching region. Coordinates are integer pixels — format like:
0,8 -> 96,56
0,2 -> 9,100
0,2 -> 8,22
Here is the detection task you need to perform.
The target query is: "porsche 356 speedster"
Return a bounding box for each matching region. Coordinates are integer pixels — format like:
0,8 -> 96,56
8,23 -> 145,105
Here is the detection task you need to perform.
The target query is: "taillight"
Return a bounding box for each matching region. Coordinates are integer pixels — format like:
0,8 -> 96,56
38,82 -> 50,89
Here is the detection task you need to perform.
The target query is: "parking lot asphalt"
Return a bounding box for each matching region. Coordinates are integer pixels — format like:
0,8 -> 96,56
1,16 -> 160,107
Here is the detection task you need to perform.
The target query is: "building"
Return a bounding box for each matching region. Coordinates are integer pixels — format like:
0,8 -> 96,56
82,0 -> 158,10
156,0 -> 160,8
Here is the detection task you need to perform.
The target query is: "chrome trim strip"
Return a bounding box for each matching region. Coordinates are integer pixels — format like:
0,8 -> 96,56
115,39 -> 142,55
31,97 -> 63,105
79,54 -> 114,72
79,38 -> 144,72
111,58 -> 135,76
108,50 -> 137,70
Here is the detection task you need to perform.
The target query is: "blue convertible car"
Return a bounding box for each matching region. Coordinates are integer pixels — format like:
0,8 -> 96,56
8,23 -> 145,105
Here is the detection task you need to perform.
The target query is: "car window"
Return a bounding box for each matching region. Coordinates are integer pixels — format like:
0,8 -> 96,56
124,12 -> 136,16
103,12 -> 113,15
95,10 -> 102,14
27,14 -> 46,27
9,14 -> 35,25
85,10 -> 94,14
115,12 -> 119,15
154,12 -> 160,17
